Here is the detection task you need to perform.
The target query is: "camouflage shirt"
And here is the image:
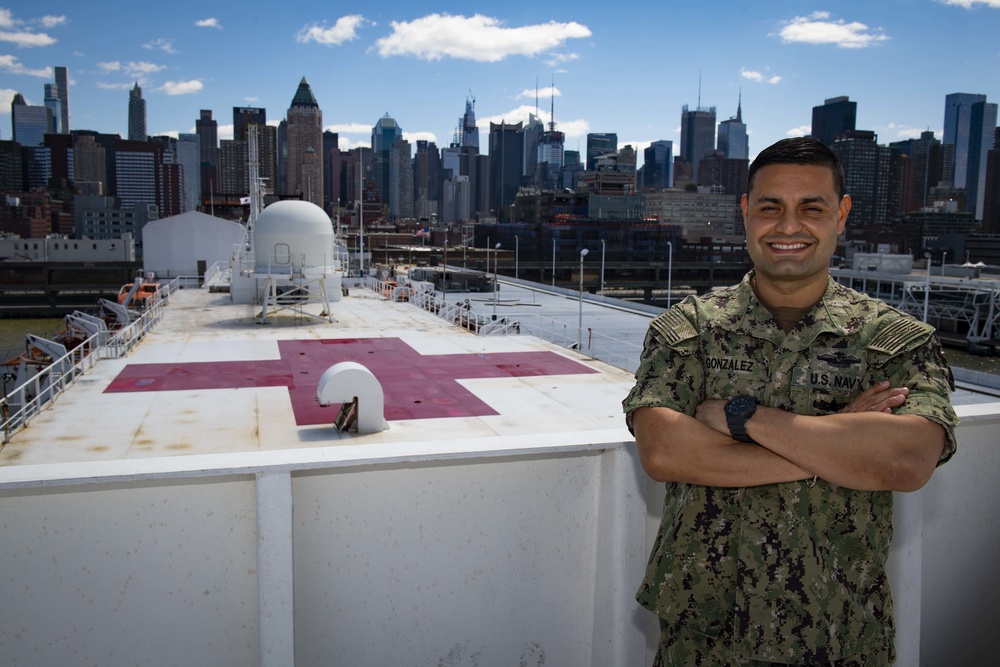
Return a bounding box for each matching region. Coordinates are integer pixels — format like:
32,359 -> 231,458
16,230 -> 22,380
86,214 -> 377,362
622,273 -> 958,663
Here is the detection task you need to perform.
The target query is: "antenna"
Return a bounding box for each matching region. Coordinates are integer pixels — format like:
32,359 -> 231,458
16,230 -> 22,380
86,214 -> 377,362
698,71 -> 702,109
535,77 -> 539,116
549,75 -> 556,132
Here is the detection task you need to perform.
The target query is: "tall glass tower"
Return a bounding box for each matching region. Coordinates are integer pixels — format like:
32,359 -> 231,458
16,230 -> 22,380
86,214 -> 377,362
944,92 -> 998,219
372,114 -> 403,218
128,83 -> 146,142
679,105 -> 716,181
717,95 -> 748,160
55,66 -> 70,134
811,96 -> 856,147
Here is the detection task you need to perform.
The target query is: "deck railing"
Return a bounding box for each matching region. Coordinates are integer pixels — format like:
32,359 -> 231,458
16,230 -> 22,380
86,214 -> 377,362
0,282 -> 177,445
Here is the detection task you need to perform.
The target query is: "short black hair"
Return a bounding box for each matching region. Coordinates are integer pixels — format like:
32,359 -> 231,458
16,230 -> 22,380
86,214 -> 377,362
746,137 -> 846,200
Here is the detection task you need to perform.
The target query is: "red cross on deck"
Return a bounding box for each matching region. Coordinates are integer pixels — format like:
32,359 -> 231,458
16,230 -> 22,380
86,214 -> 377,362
105,337 -> 598,426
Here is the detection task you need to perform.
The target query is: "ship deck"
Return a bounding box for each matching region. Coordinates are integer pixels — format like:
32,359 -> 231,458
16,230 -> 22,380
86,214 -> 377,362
0,284 -> 636,468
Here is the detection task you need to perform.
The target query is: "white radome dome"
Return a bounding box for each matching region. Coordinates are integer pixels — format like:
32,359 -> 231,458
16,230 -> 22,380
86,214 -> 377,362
254,200 -> 333,270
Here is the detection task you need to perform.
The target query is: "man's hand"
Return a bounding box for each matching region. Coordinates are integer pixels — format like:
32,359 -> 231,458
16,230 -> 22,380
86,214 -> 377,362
840,380 -> 908,414
694,399 -> 730,436
696,382 -> 909,439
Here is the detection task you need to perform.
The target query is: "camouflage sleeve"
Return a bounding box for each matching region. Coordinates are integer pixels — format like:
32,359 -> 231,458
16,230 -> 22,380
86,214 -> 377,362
622,306 -> 704,435
867,316 -> 959,464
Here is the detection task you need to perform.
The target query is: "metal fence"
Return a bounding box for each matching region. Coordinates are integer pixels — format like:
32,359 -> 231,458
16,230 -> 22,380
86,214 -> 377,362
0,278 -> 181,445
403,281 -> 643,373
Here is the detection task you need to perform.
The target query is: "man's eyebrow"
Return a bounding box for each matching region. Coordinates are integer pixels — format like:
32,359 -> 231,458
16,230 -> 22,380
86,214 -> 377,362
752,195 -> 832,205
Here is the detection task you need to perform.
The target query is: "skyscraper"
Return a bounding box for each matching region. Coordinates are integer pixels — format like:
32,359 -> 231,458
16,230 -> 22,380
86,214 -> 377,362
196,110 -> 219,201
11,93 -> 49,147
889,131 -> 950,212
285,77 -> 324,208
943,92 -> 998,219
176,134 -> 201,212
489,122 -> 524,217
831,130 -> 900,227
717,95 -> 748,160
982,128 -> 1000,234
413,139 -> 442,220
641,141 -> 673,191
44,84 -> 61,134
233,106 -> 276,198
811,96 -> 857,148
680,105 -> 716,181
128,83 -> 146,142
586,133 -> 617,171
372,114 -> 403,219
460,96 -> 479,150
522,113 -> 543,183
54,66 -> 70,134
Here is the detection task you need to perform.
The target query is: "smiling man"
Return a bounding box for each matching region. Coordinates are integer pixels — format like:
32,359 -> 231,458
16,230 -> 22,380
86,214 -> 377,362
623,137 -> 958,666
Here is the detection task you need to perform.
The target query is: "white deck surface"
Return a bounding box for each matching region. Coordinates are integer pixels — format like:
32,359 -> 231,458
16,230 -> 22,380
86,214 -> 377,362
0,285 -> 637,469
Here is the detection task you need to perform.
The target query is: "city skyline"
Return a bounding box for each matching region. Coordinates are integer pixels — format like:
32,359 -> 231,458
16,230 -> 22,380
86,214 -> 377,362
1,2 -> 999,165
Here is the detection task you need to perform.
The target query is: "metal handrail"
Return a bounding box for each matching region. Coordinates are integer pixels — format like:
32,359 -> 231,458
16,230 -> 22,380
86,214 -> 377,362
0,291 -> 170,445
405,287 -> 643,373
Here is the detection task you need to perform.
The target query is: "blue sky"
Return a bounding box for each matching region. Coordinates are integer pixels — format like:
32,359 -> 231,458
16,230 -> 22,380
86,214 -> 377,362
2,1 -> 999,165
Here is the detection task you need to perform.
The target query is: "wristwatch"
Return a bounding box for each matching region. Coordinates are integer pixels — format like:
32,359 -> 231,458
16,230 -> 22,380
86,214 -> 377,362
725,395 -> 757,443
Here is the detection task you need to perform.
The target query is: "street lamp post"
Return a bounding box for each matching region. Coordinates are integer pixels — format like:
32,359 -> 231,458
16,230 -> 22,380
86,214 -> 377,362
941,251 -> 948,276
578,248 -> 589,346
600,239 -> 606,295
515,235 -> 519,281
492,242 -> 501,320
551,239 -> 556,287
924,252 -> 931,323
443,239 -> 448,306
666,241 -> 674,309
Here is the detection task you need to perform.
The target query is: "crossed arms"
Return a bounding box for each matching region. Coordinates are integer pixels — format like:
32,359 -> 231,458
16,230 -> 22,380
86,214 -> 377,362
633,381 -> 947,492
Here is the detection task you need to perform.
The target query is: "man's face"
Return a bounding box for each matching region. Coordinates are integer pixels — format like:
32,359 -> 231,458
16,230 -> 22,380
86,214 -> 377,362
741,163 -> 851,291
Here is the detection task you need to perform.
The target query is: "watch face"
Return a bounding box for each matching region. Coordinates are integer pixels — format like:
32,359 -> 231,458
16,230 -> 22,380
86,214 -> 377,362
726,395 -> 756,418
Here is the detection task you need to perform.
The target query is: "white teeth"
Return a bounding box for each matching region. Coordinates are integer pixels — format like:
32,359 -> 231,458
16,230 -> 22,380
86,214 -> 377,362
770,243 -> 808,250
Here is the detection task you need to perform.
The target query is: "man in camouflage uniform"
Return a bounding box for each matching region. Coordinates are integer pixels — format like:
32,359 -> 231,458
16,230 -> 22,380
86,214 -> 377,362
623,137 -> 958,666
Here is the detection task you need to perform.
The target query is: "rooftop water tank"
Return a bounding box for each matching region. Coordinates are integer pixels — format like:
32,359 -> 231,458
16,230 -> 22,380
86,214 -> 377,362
254,200 -> 333,271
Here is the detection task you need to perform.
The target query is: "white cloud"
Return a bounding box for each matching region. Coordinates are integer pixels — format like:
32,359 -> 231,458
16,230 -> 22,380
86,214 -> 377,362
0,54 -> 51,77
740,67 -> 781,85
516,86 -> 560,100
374,14 -> 591,62
325,122 -> 372,134
558,118 -> 590,139
38,15 -> 67,28
785,125 -> 812,137
96,81 -> 135,90
143,38 -> 177,54
126,61 -> 166,76
0,9 -> 58,47
296,15 -> 367,46
0,88 -> 18,111
777,12 -> 889,49
195,18 -> 223,29
0,29 -> 56,48
403,131 -> 438,144
480,104 -> 589,138
339,137 -> 370,150
218,124 -> 233,141
882,123 -> 926,140
939,0 -> 1000,7
544,52 -> 580,68
161,79 -> 203,95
